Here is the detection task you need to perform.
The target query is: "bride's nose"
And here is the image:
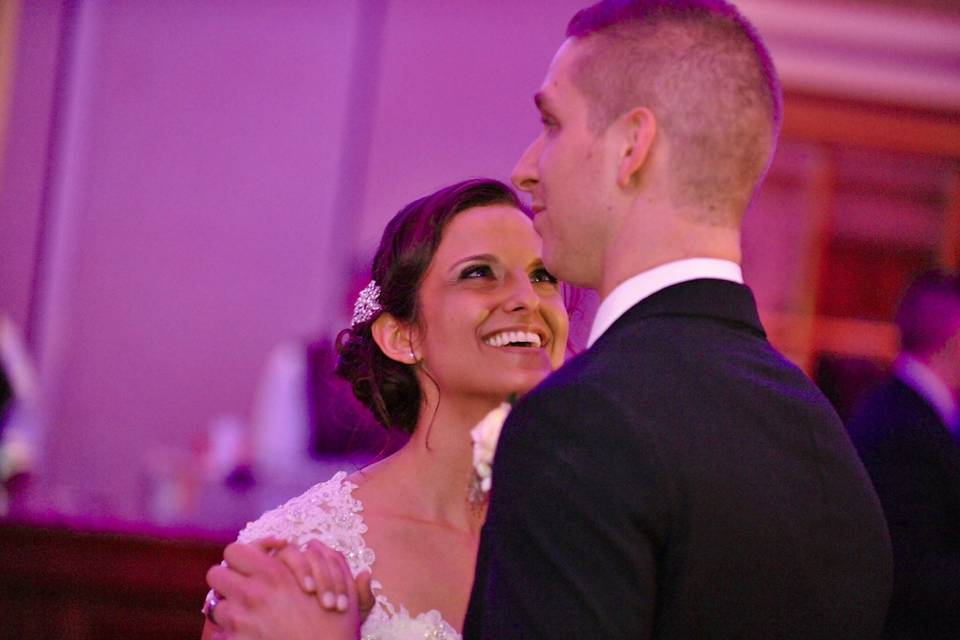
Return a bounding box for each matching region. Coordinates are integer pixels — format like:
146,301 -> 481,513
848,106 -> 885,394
502,275 -> 540,313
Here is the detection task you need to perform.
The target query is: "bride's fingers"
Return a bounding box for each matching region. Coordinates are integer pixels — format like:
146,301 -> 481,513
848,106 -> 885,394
206,562 -> 248,604
274,544 -> 324,597
305,541 -> 351,612
325,544 -> 359,613
356,570 -> 375,621
305,547 -> 342,611
222,542 -> 273,577
253,536 -> 288,555
206,597 -> 238,632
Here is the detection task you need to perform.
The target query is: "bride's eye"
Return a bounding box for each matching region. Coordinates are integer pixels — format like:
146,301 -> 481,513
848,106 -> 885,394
459,264 -> 494,280
531,267 -> 558,284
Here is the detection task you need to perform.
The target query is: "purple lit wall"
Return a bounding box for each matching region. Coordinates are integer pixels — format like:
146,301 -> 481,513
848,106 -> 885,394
0,0 -> 62,334
26,1 -> 368,520
0,0 -> 584,522
0,0 -> 958,527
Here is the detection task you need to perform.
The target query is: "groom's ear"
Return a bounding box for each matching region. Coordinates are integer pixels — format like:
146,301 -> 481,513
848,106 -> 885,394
371,313 -> 420,365
616,106 -> 656,189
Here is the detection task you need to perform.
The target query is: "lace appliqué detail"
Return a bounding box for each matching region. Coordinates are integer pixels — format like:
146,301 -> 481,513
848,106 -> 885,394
363,595 -> 460,640
234,470 -> 461,640
237,470 -> 375,572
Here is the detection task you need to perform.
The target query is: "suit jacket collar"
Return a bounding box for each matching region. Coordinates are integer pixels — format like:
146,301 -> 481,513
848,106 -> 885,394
595,279 -> 766,346
587,259 -> 743,347
889,376 -> 960,437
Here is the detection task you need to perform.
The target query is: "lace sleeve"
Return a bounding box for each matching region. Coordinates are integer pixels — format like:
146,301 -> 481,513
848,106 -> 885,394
207,471 -> 464,640
236,470 -> 376,576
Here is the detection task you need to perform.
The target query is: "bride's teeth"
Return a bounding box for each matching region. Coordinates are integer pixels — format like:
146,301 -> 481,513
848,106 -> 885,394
484,331 -> 542,348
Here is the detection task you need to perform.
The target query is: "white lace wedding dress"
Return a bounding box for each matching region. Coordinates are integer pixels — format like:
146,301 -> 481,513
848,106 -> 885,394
222,471 -> 461,640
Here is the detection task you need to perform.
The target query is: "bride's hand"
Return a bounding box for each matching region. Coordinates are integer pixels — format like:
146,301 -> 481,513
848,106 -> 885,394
268,539 -> 376,622
205,541 -> 361,640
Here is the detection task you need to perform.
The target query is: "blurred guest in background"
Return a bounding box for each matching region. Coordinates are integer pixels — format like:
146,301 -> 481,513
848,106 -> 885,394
848,271 -> 960,640
248,338 -> 402,485
0,315 -> 39,515
0,352 -> 11,433
815,354 -> 888,423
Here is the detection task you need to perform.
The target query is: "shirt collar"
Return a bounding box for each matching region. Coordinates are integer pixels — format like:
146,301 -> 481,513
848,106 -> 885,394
587,258 -> 744,348
894,354 -> 960,433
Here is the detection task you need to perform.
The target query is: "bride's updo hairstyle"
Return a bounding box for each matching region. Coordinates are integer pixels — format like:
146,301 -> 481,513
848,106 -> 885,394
336,178 -> 529,434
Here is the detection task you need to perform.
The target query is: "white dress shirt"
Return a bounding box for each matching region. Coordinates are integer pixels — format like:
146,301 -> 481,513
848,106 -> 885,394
894,354 -> 960,434
587,258 -> 744,348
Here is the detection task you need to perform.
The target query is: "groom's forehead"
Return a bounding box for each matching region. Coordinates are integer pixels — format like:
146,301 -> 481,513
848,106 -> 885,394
536,39 -> 590,106
544,38 -> 578,83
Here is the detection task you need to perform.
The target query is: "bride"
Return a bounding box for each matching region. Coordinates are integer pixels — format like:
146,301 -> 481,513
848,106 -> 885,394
202,178 -> 569,639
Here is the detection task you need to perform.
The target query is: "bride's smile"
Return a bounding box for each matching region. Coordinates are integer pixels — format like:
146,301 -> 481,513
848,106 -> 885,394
411,204 -> 568,403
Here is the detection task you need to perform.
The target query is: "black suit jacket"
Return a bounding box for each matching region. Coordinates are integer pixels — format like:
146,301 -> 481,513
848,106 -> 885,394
848,378 -> 960,640
465,280 -> 891,639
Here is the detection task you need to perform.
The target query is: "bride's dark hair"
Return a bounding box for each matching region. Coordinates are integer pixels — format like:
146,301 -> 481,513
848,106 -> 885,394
336,178 -> 529,433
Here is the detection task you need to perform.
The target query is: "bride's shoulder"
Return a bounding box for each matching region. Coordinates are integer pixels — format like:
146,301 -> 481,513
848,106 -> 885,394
236,470 -> 371,563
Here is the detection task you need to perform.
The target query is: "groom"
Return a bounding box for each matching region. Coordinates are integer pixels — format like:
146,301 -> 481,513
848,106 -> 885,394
464,1 -> 892,638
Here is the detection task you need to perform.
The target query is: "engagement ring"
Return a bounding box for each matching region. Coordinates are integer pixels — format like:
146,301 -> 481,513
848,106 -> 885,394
204,591 -> 221,626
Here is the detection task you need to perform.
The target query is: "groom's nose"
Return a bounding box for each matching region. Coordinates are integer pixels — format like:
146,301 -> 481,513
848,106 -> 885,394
511,137 -> 541,194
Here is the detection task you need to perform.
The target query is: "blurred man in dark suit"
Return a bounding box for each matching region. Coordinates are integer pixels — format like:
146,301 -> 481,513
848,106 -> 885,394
849,272 -> 960,640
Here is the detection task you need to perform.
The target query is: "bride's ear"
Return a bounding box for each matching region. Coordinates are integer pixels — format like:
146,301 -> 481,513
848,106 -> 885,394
371,313 -> 420,365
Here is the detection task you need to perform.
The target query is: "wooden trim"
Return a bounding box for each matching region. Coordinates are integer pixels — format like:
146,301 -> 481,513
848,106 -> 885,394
758,308 -> 815,369
0,522 -> 224,639
813,315 -> 899,361
0,0 -> 21,188
782,92 -> 960,158
798,147 -> 838,374
941,170 -> 960,274
761,309 -> 898,364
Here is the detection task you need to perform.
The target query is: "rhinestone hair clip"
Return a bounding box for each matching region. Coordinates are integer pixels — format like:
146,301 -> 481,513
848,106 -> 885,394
351,280 -> 382,327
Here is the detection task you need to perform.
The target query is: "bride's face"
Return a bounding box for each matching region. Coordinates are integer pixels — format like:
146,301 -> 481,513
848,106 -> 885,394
413,204 -> 568,401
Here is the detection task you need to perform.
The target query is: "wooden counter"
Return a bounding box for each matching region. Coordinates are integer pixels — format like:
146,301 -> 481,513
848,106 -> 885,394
0,521 -> 226,640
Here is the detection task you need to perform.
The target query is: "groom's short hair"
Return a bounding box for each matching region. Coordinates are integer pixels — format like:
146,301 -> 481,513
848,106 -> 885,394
566,0 -> 781,222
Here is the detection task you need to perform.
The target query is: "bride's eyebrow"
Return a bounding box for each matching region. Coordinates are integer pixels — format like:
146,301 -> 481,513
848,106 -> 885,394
447,254 -> 499,274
